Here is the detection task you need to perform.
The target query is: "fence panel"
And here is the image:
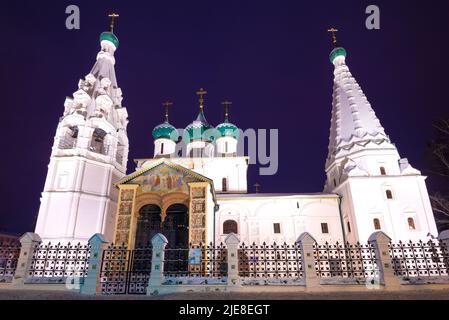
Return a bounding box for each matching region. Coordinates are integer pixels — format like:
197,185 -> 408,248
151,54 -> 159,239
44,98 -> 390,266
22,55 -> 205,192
390,240 -> 449,278
238,242 -> 303,285
0,242 -> 21,283
163,242 -> 227,285
314,242 -> 377,279
27,242 -> 89,283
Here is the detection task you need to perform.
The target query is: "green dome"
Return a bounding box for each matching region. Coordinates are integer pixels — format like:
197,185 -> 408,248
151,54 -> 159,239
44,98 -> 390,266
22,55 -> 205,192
152,122 -> 179,141
329,47 -> 346,63
216,119 -> 240,140
184,111 -> 216,143
100,32 -> 119,49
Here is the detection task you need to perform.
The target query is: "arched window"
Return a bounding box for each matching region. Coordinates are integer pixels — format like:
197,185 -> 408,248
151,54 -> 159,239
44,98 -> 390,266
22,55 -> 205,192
223,220 -> 238,234
225,141 -> 228,153
333,178 -> 337,187
373,218 -> 381,230
222,178 -> 228,192
90,128 -> 108,155
59,126 -> 78,149
380,167 -> 386,176
386,190 -> 393,199
407,217 -> 416,230
161,142 -> 164,154
347,221 -> 351,233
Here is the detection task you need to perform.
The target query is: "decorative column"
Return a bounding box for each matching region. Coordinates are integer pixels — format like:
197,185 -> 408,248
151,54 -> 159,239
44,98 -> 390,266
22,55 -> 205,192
225,233 -> 241,287
368,231 -> 401,290
12,232 -> 42,287
147,233 -> 168,295
80,233 -> 109,295
297,232 -> 320,291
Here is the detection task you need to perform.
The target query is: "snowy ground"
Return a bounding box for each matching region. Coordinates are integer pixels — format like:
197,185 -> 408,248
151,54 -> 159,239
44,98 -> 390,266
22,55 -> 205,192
0,289 -> 449,300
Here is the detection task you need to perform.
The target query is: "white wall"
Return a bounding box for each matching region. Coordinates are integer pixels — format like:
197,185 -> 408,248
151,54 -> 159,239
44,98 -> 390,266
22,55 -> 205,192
215,195 -> 343,244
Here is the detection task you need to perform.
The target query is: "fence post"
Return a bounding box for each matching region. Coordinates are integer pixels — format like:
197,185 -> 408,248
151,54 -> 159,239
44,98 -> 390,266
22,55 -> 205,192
297,232 -> 320,291
147,233 -> 168,295
11,232 -> 42,287
80,233 -> 108,295
225,233 -> 241,287
368,231 -> 401,290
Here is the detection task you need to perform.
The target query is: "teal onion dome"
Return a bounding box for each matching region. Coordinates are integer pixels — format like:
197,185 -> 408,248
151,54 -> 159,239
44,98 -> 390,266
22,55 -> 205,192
184,111 -> 216,143
100,31 -> 119,49
152,121 -> 179,141
329,47 -> 346,63
216,119 -> 240,140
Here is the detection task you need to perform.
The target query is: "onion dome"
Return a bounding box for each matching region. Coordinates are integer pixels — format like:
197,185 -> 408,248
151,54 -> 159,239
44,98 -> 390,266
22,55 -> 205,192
216,100 -> 239,139
184,111 -> 216,143
329,47 -> 347,63
152,122 -> 179,141
152,101 -> 179,141
100,32 -> 119,49
183,88 -> 216,143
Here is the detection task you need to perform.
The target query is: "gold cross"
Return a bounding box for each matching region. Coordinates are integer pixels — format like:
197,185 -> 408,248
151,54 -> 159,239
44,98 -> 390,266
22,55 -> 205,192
221,100 -> 232,119
196,88 -> 207,110
162,100 -> 173,122
108,13 -> 119,33
327,28 -> 338,47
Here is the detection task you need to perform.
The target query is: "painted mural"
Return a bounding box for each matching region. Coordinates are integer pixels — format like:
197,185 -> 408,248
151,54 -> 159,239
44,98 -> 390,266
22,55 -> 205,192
128,165 -> 199,194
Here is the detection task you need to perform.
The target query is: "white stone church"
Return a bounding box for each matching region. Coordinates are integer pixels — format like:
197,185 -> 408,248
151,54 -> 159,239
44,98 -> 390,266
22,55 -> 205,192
34,27 -> 438,248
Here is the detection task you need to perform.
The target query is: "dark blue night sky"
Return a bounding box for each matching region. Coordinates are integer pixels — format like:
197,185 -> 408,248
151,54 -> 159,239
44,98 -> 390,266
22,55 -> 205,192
0,0 -> 448,234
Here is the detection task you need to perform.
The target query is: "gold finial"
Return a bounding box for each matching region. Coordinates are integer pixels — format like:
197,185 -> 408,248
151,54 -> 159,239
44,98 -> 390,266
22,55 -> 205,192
162,100 -> 173,122
221,100 -> 232,120
196,88 -> 207,111
108,13 -> 119,33
254,182 -> 261,194
327,28 -> 338,47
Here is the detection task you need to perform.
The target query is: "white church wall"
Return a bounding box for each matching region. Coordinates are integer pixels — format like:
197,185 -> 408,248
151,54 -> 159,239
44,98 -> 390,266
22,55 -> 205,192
215,195 -> 343,245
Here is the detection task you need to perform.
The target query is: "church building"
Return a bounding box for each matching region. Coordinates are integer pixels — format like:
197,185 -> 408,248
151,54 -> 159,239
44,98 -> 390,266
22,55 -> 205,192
34,24 -> 439,247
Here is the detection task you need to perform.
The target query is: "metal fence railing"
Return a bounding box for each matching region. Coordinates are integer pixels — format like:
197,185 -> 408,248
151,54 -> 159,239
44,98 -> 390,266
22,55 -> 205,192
162,243 -> 227,284
314,242 -> 378,279
390,240 -> 449,278
27,242 -> 90,283
238,242 -> 303,283
0,241 -> 21,283
100,244 -> 153,295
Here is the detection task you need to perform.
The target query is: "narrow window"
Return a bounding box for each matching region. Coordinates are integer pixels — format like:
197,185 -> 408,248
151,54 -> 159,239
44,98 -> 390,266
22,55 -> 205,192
222,178 -> 228,192
386,190 -> 393,199
373,218 -> 381,230
321,223 -> 329,234
161,142 -> 164,154
407,217 -> 416,230
223,220 -> 238,234
380,167 -> 386,176
333,178 -> 337,187
225,141 -> 228,153
347,221 -> 351,233
273,223 -> 281,234
297,202 -> 300,209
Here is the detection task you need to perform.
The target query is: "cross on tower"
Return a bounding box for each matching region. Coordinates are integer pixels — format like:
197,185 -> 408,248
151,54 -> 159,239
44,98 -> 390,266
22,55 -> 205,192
327,28 -> 338,47
162,100 -> 173,122
196,88 -> 207,110
221,100 -> 232,119
108,13 -> 119,33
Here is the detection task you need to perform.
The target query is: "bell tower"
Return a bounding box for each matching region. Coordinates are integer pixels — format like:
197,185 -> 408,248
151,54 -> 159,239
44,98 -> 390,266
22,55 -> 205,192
35,15 -> 129,243
324,29 -> 438,243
